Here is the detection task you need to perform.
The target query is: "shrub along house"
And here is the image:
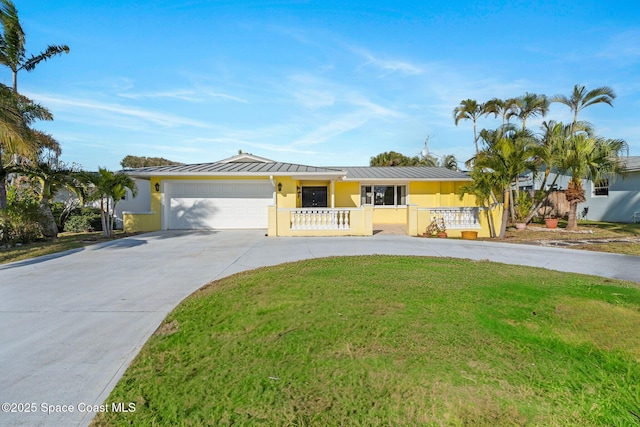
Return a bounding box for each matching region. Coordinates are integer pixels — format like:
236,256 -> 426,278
122,154 -> 497,237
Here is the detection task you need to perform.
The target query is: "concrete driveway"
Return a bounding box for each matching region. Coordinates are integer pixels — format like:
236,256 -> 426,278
1,230 -> 638,426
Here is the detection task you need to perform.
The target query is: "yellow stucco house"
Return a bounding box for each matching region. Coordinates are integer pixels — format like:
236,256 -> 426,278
123,154 -> 497,237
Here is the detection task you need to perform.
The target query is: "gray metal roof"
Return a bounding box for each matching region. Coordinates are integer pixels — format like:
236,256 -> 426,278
125,160 -> 470,181
337,166 -> 470,181
622,156 -> 640,172
125,161 -> 346,177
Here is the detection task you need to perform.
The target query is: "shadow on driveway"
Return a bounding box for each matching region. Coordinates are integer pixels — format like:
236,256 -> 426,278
0,237 -> 150,270
0,248 -> 86,270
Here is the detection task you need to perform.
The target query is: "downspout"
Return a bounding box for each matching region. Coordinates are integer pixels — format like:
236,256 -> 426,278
269,175 -> 277,205
269,175 -> 277,236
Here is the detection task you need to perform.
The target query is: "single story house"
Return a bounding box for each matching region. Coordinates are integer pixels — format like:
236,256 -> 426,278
518,156 -> 640,223
122,154 -> 498,237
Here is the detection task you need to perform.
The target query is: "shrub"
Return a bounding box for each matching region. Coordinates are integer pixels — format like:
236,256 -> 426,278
63,207 -> 102,233
0,185 -> 44,244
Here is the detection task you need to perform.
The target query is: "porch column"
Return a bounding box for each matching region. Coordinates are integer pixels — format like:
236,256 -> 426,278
331,180 -> 335,208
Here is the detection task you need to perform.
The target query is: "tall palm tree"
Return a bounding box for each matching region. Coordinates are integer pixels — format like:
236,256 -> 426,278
0,0 -> 69,93
483,98 -> 520,126
453,99 -> 485,154
509,93 -> 549,131
551,84 -> 616,128
82,168 -> 138,237
555,134 -> 625,230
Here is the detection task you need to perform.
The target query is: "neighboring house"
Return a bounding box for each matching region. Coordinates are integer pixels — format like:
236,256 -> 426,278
520,156 -> 640,223
123,154 -> 499,237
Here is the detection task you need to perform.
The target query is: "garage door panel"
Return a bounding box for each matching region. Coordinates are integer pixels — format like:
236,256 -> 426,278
166,181 -> 272,229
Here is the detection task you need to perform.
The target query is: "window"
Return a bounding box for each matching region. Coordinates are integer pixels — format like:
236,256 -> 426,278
594,179 -> 609,196
360,185 -> 406,206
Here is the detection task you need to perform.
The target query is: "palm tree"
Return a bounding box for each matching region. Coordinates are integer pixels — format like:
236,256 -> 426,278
555,134 -> 626,230
82,168 -> 138,237
468,124 -> 538,238
0,85 -> 55,208
0,0 -> 69,93
551,84 -> 616,128
509,93 -> 549,131
453,99 -> 486,154
441,154 -> 458,170
459,167 -> 497,237
0,83 -> 36,209
9,160 -> 75,238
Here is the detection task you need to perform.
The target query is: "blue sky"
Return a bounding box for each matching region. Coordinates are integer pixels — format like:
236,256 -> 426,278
8,0 -> 640,170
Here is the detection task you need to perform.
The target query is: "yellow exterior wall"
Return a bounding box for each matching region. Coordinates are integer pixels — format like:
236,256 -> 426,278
371,207 -> 407,223
408,181 -> 475,208
123,174 -> 498,238
123,212 -> 159,233
275,177 -> 297,209
335,181 -> 359,208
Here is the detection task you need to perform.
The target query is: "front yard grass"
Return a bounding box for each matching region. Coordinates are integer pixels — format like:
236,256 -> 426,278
92,256 -> 640,426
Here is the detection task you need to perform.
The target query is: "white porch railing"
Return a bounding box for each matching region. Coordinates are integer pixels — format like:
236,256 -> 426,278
426,207 -> 481,229
290,208 -> 350,230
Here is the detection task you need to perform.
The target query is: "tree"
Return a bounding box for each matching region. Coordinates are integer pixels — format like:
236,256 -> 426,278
370,150 -> 446,167
9,160 -> 77,238
453,99 -> 485,154
467,124 -> 538,238
551,84 -> 616,128
509,93 -> 549,131
459,167 -> 498,238
0,84 -> 51,208
484,97 -> 518,126
555,134 -> 626,230
0,0 -> 69,93
521,121 -> 590,224
120,155 -> 182,169
440,154 -> 458,170
0,0 -> 66,208
82,168 -> 138,237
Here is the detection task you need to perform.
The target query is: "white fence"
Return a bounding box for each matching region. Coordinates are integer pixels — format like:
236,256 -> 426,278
425,207 -> 481,229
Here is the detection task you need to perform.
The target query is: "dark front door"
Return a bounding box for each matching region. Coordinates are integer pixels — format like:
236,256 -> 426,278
302,186 -> 328,207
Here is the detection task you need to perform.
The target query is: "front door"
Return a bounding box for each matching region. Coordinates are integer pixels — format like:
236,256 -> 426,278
302,186 -> 328,207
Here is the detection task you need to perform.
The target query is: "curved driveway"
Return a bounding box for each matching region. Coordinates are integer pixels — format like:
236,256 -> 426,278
1,230 -> 638,426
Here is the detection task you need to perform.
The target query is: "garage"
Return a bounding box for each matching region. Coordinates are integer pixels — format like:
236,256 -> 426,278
164,180 -> 274,229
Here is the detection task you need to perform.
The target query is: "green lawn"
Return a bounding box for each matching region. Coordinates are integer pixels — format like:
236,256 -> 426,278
92,256 -> 640,426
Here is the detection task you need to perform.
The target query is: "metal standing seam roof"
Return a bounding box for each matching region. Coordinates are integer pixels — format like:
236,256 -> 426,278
125,161 -> 471,181
125,161 -> 347,177
337,166 -> 471,181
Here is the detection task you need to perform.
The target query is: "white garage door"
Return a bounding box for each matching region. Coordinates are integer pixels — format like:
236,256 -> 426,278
165,181 -> 273,229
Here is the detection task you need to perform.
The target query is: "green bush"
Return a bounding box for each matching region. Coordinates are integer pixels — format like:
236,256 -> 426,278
63,207 -> 102,233
0,185 -> 44,244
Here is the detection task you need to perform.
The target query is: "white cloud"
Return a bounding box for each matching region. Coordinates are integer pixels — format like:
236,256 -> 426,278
350,46 -> 423,76
26,92 -> 211,129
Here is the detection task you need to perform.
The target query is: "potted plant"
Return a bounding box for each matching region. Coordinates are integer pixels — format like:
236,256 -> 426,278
545,216 -> 558,229
426,217 -> 447,238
